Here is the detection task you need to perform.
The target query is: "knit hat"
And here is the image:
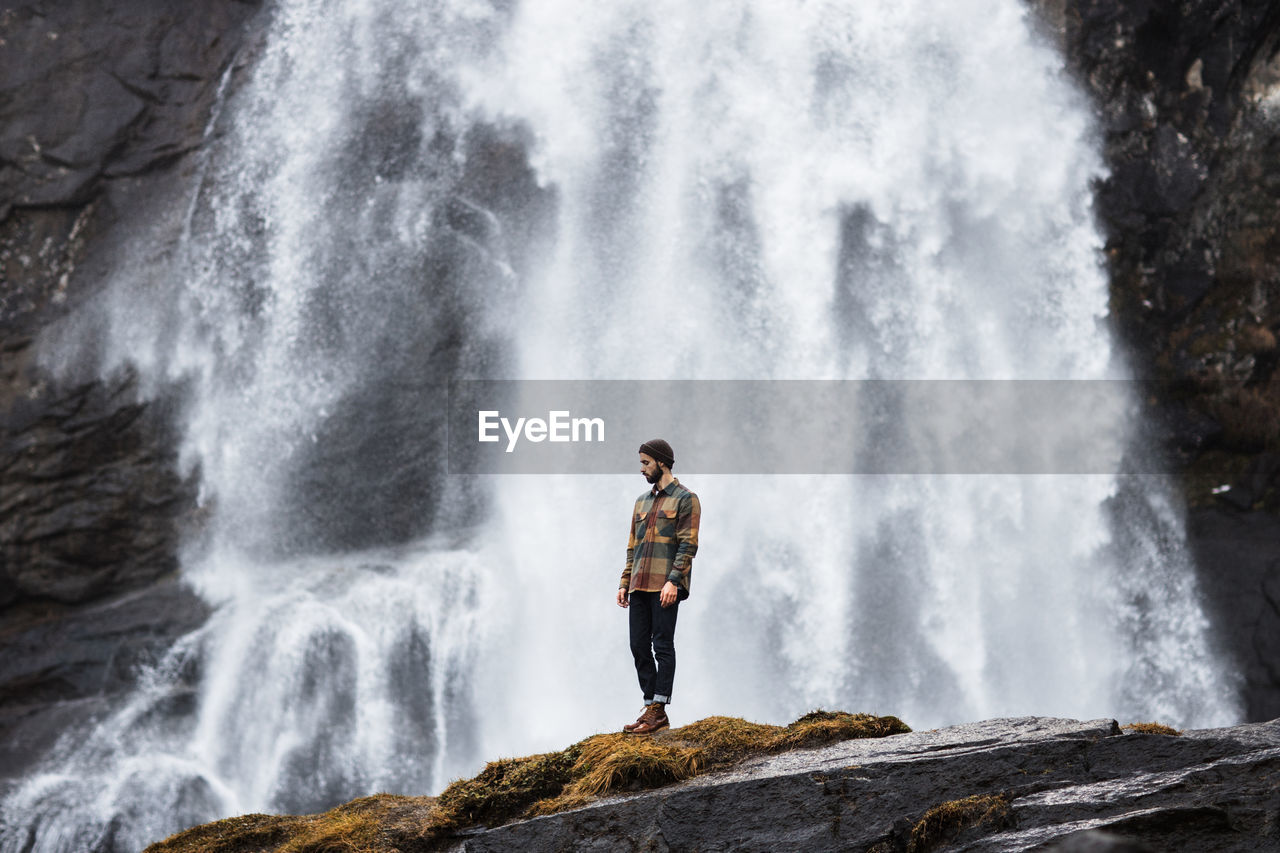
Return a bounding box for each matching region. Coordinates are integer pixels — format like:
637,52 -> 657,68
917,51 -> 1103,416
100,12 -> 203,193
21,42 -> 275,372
638,439 -> 675,469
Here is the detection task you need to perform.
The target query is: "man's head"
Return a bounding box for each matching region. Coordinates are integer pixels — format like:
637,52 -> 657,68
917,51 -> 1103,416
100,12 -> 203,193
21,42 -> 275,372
639,439 -> 675,484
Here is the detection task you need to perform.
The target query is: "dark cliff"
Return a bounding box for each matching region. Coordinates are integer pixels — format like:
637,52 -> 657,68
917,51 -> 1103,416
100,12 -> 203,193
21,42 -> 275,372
1053,0 -> 1280,722
0,0 -> 265,792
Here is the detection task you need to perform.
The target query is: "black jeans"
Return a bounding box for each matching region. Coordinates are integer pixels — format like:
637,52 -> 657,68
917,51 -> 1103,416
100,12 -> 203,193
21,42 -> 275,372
628,590 -> 679,704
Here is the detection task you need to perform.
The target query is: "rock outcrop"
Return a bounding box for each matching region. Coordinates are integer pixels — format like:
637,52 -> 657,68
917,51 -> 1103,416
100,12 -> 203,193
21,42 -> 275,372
144,716 -> 1280,852
453,717 -> 1280,852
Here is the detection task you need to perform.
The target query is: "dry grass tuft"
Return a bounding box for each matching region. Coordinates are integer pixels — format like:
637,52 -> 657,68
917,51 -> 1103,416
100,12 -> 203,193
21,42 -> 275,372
776,710 -> 911,750
668,715 -> 783,762
415,711 -> 908,838
907,794 -> 1013,853
525,790 -> 597,817
433,747 -> 579,828
145,813 -> 302,853
148,710 -> 911,852
144,794 -> 435,853
666,710 -> 910,762
1122,722 -> 1182,736
569,732 -> 703,796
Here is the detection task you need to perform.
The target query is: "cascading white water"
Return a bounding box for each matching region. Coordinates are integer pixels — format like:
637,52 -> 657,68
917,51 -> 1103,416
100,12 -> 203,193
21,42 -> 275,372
461,0 -> 1240,747
1,0 -> 1241,850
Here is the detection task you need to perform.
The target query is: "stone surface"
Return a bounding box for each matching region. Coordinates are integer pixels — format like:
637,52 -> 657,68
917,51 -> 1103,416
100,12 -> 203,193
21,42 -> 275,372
1186,505 -> 1280,723
0,3 -> 262,212
448,717 -> 1280,852
0,336 -> 205,786
1047,0 -> 1280,723
1058,0 -> 1280,434
0,350 -> 195,608
0,0 -> 262,789
0,576 -> 209,794
0,0 -> 266,340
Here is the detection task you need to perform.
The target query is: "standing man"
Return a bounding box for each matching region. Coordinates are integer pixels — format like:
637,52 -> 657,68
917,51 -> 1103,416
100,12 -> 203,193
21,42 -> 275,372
617,438 -> 700,734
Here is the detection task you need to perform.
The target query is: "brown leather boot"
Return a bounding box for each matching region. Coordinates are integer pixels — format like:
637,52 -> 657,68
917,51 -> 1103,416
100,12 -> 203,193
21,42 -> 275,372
622,704 -> 654,733
629,702 -> 669,734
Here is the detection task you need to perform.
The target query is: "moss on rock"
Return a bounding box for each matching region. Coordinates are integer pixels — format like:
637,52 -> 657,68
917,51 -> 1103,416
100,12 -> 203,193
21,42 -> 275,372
145,710 -> 911,853
145,794 -> 436,853
433,745 -> 580,828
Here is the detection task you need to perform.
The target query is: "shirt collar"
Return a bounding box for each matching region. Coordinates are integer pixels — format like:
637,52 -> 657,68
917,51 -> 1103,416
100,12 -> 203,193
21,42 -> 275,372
651,477 -> 679,497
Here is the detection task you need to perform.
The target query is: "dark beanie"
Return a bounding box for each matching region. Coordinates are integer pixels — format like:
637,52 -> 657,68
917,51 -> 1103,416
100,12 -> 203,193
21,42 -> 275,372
639,438 -> 675,469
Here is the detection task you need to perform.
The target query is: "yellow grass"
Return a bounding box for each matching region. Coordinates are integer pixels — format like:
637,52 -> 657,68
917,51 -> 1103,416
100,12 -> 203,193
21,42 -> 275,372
145,795 -> 435,853
907,794 -> 1013,852
1122,722 -> 1182,736
569,732 -> 704,796
147,710 -> 911,853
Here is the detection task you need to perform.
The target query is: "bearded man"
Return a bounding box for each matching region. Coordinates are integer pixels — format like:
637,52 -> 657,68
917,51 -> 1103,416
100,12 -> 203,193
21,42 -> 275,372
616,439 -> 701,734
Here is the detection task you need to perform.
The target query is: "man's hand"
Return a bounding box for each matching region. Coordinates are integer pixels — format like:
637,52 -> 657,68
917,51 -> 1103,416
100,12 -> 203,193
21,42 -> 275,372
617,587 -> 629,608
660,581 -> 678,607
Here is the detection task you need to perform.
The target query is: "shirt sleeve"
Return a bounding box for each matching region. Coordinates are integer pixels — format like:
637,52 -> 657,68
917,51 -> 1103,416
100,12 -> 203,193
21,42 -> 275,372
668,492 -> 700,584
620,499 -> 639,590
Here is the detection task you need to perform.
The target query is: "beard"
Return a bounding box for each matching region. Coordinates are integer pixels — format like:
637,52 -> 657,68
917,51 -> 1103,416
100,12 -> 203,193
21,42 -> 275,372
644,468 -> 662,484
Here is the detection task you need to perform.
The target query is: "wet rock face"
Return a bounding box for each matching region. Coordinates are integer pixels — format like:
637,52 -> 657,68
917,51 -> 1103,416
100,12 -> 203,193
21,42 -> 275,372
0,355 -> 193,607
1187,506 -> 1280,722
1052,1 -> 1280,722
452,717 -> 1280,853
1060,0 -> 1280,463
0,331 -> 206,792
0,0 -> 263,788
0,1 -> 265,336
0,3 -> 263,215
0,577 -> 209,799
275,125 -> 549,557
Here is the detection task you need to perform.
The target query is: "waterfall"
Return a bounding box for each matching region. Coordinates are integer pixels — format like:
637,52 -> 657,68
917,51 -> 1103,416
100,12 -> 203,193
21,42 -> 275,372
1,0 -> 1240,850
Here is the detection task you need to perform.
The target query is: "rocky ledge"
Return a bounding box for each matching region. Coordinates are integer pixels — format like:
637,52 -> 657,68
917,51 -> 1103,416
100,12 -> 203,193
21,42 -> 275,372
457,717 -> 1278,852
149,715 -> 1280,852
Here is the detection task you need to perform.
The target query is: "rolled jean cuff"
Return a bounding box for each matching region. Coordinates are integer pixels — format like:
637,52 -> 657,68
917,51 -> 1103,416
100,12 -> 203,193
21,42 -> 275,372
653,693 -> 671,704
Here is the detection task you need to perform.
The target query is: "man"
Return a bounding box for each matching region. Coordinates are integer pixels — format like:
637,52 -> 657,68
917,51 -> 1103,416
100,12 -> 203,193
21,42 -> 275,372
616,438 -> 700,734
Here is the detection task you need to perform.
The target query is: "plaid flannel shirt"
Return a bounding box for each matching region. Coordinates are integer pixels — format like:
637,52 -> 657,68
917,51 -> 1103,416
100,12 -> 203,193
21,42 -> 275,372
620,478 -> 700,600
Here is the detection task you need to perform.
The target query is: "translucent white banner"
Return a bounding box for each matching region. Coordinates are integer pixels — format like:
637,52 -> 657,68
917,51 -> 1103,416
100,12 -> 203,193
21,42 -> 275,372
442,380 -> 1196,474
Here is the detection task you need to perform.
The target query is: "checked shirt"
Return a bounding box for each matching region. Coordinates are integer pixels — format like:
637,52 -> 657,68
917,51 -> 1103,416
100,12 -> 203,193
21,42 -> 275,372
620,478 -> 700,599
